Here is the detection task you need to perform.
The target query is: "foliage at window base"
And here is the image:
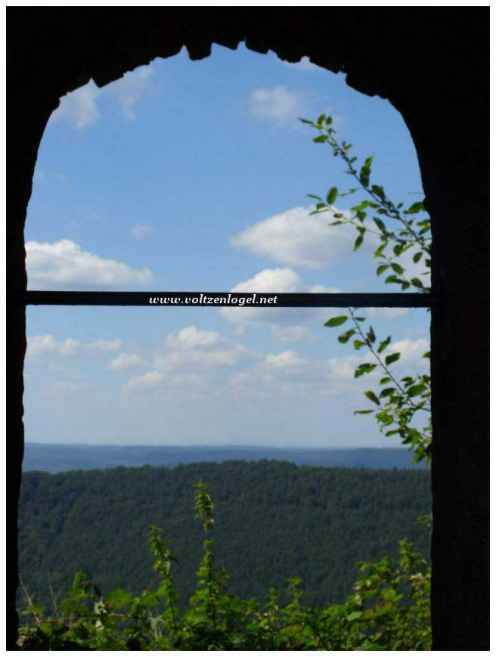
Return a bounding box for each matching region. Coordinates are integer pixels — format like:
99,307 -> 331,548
18,484 -> 431,651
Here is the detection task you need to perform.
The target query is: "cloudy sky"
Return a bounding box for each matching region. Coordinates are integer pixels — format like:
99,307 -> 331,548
25,45 -> 429,448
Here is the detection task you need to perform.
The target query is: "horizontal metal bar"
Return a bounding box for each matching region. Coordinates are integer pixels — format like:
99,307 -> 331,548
12,291 -> 434,308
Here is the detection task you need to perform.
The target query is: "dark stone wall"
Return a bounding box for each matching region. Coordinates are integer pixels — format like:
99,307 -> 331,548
7,7 -> 489,650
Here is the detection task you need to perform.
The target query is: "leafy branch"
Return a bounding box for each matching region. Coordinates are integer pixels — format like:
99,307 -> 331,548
304,114 -> 432,462
302,114 -> 431,294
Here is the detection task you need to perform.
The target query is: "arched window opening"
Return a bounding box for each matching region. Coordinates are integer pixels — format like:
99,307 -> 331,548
19,42 -> 433,651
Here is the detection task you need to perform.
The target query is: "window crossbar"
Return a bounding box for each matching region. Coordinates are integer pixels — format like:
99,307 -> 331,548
14,291 -> 433,308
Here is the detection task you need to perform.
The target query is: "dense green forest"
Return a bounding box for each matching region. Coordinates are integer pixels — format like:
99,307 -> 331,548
19,460 -> 431,612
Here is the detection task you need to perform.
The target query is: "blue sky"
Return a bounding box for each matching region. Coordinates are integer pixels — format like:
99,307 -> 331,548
24,45 -> 430,448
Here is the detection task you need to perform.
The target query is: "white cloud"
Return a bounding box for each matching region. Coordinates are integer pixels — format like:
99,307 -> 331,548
152,325 -> 251,374
328,355 -> 360,383
265,351 -> 307,369
27,239 -> 153,289
107,66 -> 153,120
389,338 -> 429,363
52,81 -> 100,129
58,338 -> 81,356
367,307 -> 409,319
159,347 -> 243,371
27,335 -> 124,358
232,206 -> 356,269
50,66 -> 153,129
27,335 -> 81,358
220,268 -> 339,332
27,335 -> 58,357
126,371 -> 164,390
89,339 -> 123,352
229,348 -> 339,400
248,86 -> 304,123
110,353 -> 144,371
166,325 -> 221,350
220,268 -> 301,329
131,224 -> 153,240
232,267 -> 301,294
271,325 -> 310,342
125,325 -> 252,394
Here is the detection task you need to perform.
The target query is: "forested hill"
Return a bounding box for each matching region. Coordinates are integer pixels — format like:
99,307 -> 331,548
23,443 -> 427,472
19,460 -> 431,611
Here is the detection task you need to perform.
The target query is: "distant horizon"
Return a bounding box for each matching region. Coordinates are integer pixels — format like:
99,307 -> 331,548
25,441 -> 410,451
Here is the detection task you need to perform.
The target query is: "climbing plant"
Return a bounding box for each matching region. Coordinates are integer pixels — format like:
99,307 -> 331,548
302,114 -> 432,463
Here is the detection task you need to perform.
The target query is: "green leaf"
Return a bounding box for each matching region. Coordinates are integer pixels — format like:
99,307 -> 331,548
371,185 -> 385,201
354,409 -> 373,415
407,384 -> 427,397
376,264 -> 389,276
359,156 -> 373,187
385,275 -> 402,285
379,376 -> 391,385
373,217 -> 386,233
106,588 -> 133,609
413,251 -> 423,263
391,262 -> 404,275
326,186 -> 338,205
355,363 -> 377,378
365,390 -> 380,405
347,610 -> 363,621
366,326 -> 376,344
385,352 -> 401,366
353,234 -> 364,251
374,242 -> 387,258
380,387 -> 396,398
405,201 -> 425,214
313,135 -> 327,143
376,410 -> 394,424
338,329 -> 356,343
353,339 -> 366,350
377,336 -> 391,353
307,193 -> 322,201
411,278 -> 424,288
325,315 -> 348,327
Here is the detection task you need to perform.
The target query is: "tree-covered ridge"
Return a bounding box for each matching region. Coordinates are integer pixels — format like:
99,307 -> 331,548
23,443 -> 427,473
19,460 -> 431,613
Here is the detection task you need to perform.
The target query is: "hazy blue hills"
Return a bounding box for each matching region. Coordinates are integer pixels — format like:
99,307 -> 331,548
23,443 -> 427,473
